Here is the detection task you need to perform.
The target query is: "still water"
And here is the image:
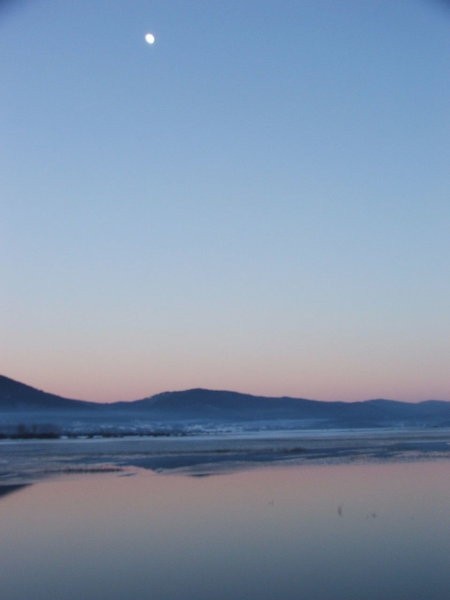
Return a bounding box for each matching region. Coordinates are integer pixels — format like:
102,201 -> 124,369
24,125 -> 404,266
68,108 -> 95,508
0,460 -> 449,600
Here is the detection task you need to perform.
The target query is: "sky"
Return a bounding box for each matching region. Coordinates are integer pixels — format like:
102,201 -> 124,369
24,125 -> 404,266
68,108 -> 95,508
1,0 -> 449,403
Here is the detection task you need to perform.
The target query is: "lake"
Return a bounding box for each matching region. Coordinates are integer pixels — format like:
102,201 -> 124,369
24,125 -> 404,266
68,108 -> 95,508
0,449 -> 449,600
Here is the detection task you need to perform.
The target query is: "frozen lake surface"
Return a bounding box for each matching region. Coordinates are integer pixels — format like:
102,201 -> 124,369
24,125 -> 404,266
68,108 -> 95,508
0,431 -> 449,600
1,428 -> 450,483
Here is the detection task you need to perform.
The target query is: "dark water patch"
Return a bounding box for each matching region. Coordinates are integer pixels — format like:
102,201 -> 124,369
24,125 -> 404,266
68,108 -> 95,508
0,483 -> 29,499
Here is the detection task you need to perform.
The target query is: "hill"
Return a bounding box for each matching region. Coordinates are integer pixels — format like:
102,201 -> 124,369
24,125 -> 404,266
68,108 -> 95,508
1,375 -> 450,432
0,375 -> 98,411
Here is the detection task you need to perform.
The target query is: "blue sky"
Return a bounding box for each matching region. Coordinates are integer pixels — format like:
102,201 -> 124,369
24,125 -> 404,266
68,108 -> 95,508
2,0 -> 449,402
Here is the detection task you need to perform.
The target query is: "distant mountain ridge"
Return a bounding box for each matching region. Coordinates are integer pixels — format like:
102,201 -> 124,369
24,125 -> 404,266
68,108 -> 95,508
1,374 -> 450,429
0,375 -> 99,411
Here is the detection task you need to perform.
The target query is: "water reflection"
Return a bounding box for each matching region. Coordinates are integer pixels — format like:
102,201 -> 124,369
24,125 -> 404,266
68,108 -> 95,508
0,461 -> 448,600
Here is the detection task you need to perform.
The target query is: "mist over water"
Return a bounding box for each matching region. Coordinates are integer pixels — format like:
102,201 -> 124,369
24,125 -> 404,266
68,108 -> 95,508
0,460 -> 449,600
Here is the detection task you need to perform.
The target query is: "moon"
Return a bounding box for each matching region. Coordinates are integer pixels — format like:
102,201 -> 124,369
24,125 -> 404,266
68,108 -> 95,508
145,33 -> 155,45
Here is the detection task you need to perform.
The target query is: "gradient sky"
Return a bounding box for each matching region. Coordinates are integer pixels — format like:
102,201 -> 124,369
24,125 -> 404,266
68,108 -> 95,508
2,0 -> 449,402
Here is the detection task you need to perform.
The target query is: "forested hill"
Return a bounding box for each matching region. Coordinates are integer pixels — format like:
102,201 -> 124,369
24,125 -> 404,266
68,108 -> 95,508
1,375 -> 450,428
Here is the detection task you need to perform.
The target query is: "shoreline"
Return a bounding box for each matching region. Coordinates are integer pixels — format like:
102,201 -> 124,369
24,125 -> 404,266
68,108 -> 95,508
1,428 -> 449,485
